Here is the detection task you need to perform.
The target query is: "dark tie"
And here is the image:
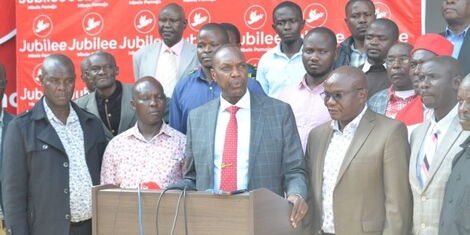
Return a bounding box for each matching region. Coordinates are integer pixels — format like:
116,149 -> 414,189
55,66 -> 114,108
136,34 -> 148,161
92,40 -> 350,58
220,106 -> 239,191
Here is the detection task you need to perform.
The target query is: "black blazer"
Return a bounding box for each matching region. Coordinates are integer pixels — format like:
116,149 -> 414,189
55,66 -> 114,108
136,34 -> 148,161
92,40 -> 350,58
1,99 -> 107,235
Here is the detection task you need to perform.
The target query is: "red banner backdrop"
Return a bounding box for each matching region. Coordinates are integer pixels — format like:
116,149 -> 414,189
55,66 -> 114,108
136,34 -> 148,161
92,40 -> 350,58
15,0 -> 421,113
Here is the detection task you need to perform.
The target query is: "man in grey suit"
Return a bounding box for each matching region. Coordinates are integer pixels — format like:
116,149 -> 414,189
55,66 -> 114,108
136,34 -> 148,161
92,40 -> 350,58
441,0 -> 470,75
133,3 -> 198,97
439,73 -> 470,234
175,45 -> 308,228
410,56 -> 469,234
2,54 -> 107,235
75,51 -> 136,141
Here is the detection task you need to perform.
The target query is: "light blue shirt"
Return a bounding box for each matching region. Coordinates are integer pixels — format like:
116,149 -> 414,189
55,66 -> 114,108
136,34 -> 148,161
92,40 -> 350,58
256,44 -> 305,97
445,25 -> 470,59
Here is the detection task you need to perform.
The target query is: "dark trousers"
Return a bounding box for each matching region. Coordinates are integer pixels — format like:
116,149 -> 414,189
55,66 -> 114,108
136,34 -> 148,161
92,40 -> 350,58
69,219 -> 91,235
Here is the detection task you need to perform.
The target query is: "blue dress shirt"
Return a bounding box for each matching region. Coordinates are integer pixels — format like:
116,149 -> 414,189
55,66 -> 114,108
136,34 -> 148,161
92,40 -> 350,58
445,25 -> 470,59
169,68 -> 265,134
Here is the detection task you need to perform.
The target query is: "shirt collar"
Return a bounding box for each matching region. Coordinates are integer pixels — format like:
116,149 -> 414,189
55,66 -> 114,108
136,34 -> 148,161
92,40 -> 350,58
430,104 -> 458,129
331,105 -> 368,134
162,38 -> 184,56
219,90 -> 251,113
298,76 -> 325,93
43,98 -> 77,125
130,122 -> 171,143
445,25 -> 470,38
389,86 -> 417,101
96,80 -> 122,102
362,59 -> 386,73
273,43 -> 303,59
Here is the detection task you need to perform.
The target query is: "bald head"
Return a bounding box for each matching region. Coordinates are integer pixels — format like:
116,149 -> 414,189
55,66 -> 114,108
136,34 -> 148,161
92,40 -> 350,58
328,66 -> 367,89
41,54 -> 75,77
133,76 -> 165,99
160,3 -> 184,15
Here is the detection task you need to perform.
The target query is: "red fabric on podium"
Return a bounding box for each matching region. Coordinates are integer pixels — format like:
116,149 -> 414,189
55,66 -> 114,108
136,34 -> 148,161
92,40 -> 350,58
220,106 -> 239,192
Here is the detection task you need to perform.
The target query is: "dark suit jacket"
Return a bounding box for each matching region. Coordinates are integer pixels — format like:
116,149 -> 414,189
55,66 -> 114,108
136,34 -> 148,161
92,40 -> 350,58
439,136 -> 470,235
177,93 -> 308,199
0,111 -> 14,211
305,109 -> 412,235
1,99 -> 107,235
440,30 -> 470,76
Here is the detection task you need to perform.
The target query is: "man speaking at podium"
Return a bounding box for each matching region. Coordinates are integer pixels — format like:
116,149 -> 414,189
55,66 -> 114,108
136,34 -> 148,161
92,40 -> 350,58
171,44 -> 308,228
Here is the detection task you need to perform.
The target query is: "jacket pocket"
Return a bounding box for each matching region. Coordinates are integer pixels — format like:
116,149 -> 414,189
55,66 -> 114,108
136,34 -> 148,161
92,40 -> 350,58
362,220 -> 384,232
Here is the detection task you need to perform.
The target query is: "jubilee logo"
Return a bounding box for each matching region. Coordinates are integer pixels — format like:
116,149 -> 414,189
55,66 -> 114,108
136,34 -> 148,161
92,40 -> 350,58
244,5 -> 267,30
134,10 -> 156,34
303,3 -> 328,28
374,2 -> 392,19
82,12 -> 104,36
32,63 -> 43,86
188,7 -> 210,32
33,15 -> 53,38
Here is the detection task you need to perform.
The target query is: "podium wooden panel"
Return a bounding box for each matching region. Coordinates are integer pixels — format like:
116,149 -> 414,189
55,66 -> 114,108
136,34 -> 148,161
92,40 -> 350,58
92,185 -> 301,235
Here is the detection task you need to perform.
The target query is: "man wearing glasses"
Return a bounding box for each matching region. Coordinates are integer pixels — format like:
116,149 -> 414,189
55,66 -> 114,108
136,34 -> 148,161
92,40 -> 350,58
369,42 -> 424,129
75,51 -> 136,141
304,66 -> 412,235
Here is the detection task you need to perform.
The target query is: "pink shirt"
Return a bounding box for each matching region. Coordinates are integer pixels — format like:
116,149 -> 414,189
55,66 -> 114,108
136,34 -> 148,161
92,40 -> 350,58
157,39 -> 184,70
101,123 -> 186,189
278,77 -> 331,152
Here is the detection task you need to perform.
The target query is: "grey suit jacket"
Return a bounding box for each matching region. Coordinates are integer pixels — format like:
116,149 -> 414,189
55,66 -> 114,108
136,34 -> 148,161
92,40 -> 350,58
178,93 -> 307,199
409,115 -> 470,234
305,109 -> 412,235
74,83 -> 136,140
132,40 -> 199,82
0,111 -> 14,210
2,99 -> 107,235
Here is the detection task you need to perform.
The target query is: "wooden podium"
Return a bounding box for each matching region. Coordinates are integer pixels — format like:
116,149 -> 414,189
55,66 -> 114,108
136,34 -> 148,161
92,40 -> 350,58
92,185 -> 302,235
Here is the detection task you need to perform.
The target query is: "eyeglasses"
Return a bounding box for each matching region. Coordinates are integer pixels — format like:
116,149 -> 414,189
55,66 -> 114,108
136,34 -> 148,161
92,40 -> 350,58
320,88 -> 364,102
385,56 -> 410,65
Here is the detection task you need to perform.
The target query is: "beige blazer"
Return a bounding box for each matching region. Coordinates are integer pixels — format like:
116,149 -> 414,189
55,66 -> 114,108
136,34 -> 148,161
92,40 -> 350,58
305,109 -> 412,235
409,116 -> 469,235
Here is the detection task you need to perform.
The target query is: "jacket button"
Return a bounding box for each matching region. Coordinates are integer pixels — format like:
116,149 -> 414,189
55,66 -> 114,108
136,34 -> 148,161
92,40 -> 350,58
64,188 -> 69,194
65,214 -> 71,220
63,162 -> 69,168
42,144 -> 48,150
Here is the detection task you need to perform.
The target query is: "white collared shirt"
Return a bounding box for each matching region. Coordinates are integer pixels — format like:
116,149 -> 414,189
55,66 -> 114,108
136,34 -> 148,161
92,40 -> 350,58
361,60 -> 387,73
43,99 -> 92,222
416,104 -> 458,187
213,91 -> 251,191
321,105 -> 368,233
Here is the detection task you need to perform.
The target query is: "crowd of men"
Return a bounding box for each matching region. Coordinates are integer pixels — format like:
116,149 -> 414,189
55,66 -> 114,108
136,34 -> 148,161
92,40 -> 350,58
0,0 -> 469,234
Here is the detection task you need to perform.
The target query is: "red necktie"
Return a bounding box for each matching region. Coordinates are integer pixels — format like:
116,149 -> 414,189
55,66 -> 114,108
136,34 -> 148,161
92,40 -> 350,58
220,106 -> 239,191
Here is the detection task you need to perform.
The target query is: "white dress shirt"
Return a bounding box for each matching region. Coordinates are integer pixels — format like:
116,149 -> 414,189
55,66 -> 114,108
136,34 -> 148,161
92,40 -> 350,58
322,106 -> 367,233
416,104 -> 458,187
214,91 -> 251,191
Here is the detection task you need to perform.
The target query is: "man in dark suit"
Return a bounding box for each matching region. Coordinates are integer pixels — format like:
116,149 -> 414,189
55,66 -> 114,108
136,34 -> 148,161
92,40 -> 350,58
305,66 -> 412,235
439,73 -> 470,234
0,63 -> 14,234
441,0 -> 470,75
75,51 -> 136,140
2,54 -> 107,235
174,45 -> 308,228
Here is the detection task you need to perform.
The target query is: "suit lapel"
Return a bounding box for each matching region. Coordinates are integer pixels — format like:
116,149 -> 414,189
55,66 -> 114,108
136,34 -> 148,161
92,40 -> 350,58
177,41 -> 194,80
86,92 -> 113,139
409,120 -> 431,192
336,109 -> 375,185
248,94 -> 265,184
117,84 -> 134,133
423,116 -> 462,189
315,124 -> 333,206
205,99 -> 219,188
146,43 -> 161,77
